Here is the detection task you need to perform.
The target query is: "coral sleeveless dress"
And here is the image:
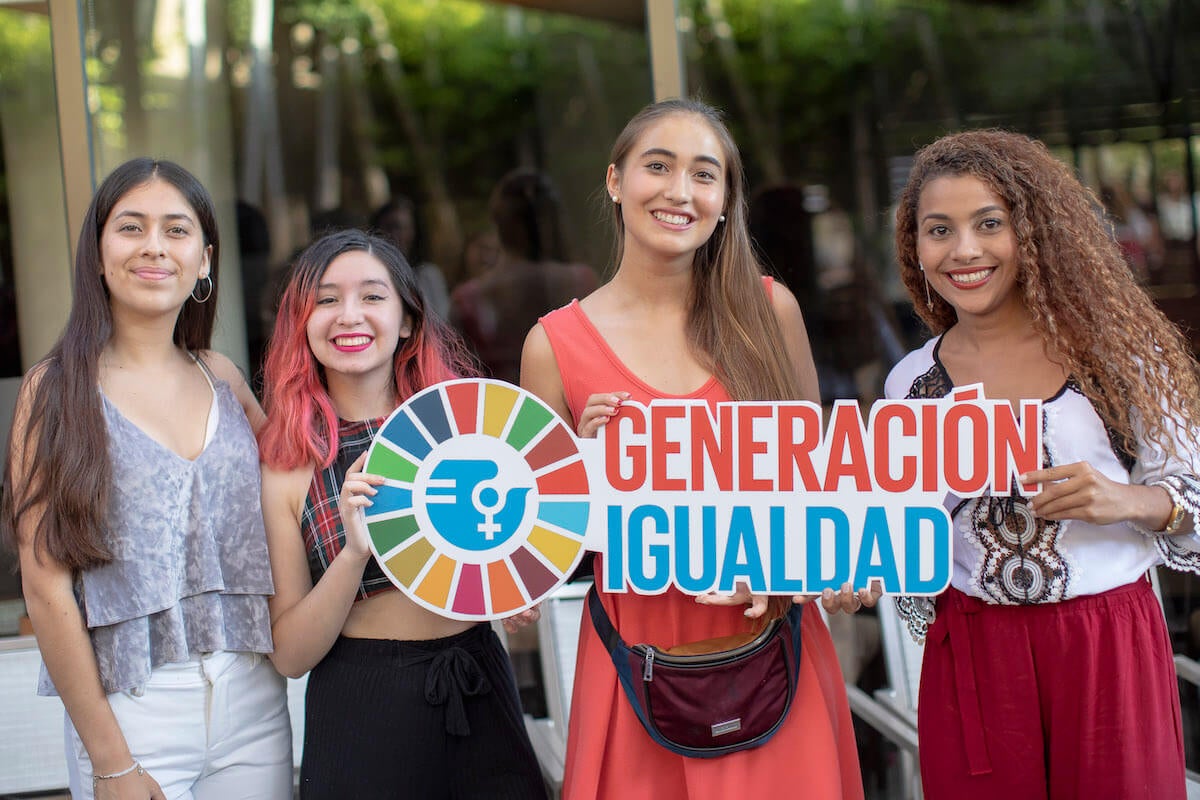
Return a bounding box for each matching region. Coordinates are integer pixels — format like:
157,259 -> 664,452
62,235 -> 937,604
539,298 -> 865,800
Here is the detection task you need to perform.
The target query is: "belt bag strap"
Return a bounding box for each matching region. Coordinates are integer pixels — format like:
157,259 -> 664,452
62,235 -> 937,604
587,587 -> 804,759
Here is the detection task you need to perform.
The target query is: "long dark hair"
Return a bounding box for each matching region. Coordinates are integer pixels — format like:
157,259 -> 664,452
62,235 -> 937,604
608,98 -> 803,402
2,158 -> 219,569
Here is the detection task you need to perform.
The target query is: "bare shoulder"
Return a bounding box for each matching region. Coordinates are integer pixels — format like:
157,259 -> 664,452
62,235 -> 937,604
198,349 -> 266,432
520,322 -> 571,422
261,461 -> 314,519
521,321 -> 553,363
197,349 -> 247,387
768,280 -> 805,325
6,363 -> 49,476
520,322 -> 562,388
767,281 -> 812,345
262,461 -> 313,493
766,279 -> 819,402
9,360 -> 54,436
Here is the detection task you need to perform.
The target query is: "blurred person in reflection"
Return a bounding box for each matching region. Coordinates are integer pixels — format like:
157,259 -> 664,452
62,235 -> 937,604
237,198 -> 273,378
370,196 -> 450,319
887,129 -> 1200,800
1099,182 -> 1157,282
2,158 -> 291,799
458,226 -> 502,282
747,185 -> 829,380
257,229 -> 547,799
450,169 -> 598,385
520,98 -> 871,800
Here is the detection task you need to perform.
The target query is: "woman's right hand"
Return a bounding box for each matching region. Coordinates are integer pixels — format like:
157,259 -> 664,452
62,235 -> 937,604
577,392 -> 631,438
92,764 -> 165,800
338,452 -> 384,559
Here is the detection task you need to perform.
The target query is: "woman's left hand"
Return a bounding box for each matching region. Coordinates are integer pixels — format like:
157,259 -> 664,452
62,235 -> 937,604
338,453 -> 385,559
501,605 -> 541,634
814,581 -> 882,615
696,582 -> 880,618
695,582 -> 767,617
1024,461 -> 1151,526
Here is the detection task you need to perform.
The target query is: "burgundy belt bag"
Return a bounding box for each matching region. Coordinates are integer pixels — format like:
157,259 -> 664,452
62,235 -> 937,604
586,587 -> 804,758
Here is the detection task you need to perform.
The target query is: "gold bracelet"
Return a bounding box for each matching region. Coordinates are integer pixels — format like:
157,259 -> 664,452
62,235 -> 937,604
1163,500 -> 1187,534
93,761 -> 144,789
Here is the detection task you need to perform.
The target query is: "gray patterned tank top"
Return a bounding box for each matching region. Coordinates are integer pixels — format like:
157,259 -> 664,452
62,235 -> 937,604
38,361 -> 275,695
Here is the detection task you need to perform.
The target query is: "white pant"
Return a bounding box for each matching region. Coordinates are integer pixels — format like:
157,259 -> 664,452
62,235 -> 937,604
66,651 -> 293,800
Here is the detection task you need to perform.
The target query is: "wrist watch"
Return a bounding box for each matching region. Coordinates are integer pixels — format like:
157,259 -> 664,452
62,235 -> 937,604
1162,499 -> 1187,535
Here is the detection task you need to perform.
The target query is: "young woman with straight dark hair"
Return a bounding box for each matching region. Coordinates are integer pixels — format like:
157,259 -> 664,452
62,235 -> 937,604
2,157 -> 291,799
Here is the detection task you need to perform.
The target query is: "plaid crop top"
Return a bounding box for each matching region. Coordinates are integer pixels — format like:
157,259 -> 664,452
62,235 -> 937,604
301,416 -> 395,600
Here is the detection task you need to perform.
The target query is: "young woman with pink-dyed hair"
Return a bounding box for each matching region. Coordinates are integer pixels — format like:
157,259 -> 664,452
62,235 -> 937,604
258,229 -> 546,798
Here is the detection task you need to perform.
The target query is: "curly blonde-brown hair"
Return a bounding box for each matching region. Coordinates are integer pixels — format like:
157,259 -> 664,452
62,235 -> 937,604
894,129 -> 1200,461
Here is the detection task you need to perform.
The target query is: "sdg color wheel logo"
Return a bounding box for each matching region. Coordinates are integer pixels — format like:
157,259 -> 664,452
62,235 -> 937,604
363,379 -> 590,620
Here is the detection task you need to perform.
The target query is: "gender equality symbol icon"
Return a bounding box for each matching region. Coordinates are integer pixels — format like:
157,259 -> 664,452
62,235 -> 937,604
362,379 -> 589,621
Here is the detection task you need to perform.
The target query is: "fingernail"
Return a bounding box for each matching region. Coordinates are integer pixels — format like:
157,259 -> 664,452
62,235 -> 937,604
822,589 -> 833,600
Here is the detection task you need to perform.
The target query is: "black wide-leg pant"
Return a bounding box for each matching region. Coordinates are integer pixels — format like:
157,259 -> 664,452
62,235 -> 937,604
300,624 -> 548,799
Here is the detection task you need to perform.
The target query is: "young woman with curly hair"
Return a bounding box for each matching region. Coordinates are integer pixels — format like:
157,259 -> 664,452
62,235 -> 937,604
886,129 -> 1200,799
257,229 -> 546,798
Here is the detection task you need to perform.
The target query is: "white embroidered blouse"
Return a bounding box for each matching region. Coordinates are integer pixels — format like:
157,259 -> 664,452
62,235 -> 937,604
884,335 -> 1200,641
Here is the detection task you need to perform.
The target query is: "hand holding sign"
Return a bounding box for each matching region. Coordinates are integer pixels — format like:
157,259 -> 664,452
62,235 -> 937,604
818,581 -> 884,615
577,392 -> 631,439
695,581 -> 880,617
339,452 -> 383,559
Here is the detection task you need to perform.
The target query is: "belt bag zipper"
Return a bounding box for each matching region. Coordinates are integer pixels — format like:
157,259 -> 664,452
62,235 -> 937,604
636,617 -> 784,681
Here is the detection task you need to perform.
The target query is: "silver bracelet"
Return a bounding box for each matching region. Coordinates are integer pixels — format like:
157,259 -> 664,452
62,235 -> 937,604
93,760 -> 144,788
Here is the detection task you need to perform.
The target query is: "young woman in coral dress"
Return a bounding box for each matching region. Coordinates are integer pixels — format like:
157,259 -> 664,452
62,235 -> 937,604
521,98 -> 870,800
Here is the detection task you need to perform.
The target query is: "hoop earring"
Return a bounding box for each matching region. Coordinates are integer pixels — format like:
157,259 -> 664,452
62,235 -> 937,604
192,275 -> 213,304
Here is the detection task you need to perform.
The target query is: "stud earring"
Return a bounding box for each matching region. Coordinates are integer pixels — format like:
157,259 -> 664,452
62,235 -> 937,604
611,195 -> 619,203
718,214 -> 726,223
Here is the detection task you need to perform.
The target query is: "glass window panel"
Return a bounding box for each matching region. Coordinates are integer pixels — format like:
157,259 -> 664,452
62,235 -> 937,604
681,0 -> 1200,398
226,0 -> 651,381
82,0 -> 250,369
0,1 -> 69,624
681,0 -> 1200,784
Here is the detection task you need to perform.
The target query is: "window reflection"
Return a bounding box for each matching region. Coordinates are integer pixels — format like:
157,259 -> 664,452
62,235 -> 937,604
0,2 -> 69,637
682,0 -> 1200,786
451,168 -> 599,384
